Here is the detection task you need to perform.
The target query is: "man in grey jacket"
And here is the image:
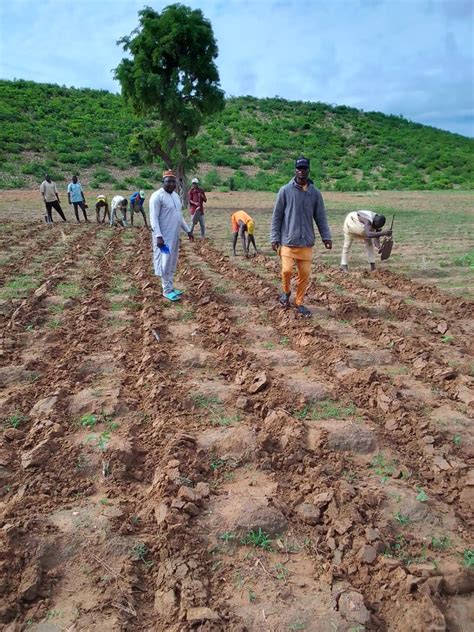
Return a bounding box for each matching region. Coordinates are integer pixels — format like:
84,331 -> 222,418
270,156 -> 332,317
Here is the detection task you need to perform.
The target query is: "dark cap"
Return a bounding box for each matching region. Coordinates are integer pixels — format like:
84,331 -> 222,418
295,156 -> 310,169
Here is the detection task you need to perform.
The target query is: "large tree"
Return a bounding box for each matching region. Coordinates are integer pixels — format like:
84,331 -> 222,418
114,3 -> 225,193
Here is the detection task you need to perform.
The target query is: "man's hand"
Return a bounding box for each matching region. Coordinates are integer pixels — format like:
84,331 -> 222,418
323,240 -> 332,250
271,242 -> 280,252
386,230 -> 393,237
187,232 -> 195,242
156,236 -> 165,248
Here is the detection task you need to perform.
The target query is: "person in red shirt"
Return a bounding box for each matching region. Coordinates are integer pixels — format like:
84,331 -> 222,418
188,178 -> 207,238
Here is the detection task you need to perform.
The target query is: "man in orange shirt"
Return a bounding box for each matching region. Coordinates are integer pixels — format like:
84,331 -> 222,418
231,210 -> 258,257
270,156 -> 332,317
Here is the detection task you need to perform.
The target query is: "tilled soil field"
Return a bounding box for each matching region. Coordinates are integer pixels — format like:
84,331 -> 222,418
0,217 -> 473,632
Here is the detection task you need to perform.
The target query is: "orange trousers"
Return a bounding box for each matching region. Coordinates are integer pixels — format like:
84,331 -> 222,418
280,246 -> 313,306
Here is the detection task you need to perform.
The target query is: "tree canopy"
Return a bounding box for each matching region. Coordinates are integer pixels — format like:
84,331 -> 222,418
114,3 -> 225,186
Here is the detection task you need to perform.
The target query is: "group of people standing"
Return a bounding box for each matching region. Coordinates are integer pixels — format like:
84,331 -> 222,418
40,157 -> 392,316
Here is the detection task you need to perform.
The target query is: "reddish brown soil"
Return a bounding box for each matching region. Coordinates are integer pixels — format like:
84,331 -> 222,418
0,218 -> 473,631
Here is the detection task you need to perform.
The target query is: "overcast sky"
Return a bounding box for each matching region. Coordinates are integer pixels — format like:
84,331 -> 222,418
1,0 -> 473,136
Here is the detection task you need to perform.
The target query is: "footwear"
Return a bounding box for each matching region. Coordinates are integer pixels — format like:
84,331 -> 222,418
172,288 -> 184,296
296,305 -> 312,318
163,291 -> 181,302
370,263 -> 376,272
340,265 -> 349,274
279,292 -> 291,307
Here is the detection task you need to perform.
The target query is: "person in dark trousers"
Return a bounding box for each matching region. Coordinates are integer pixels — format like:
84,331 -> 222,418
40,174 -> 67,224
67,175 -> 89,222
270,156 -> 332,317
130,190 -> 148,227
188,178 -> 207,238
95,194 -> 110,224
231,211 -> 258,257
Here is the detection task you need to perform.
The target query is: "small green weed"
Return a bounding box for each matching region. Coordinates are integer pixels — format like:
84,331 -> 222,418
289,623 -> 306,631
279,336 -> 290,346
462,549 -> 474,568
210,457 -> 226,472
453,434 -> 462,446
262,341 -> 275,349
241,528 -> 272,551
219,531 -> 236,543
3,412 -> 28,429
430,535 -> 451,551
371,453 -> 398,483
248,589 -> 256,603
441,334 -> 454,343
212,413 -> 240,427
416,487 -> 428,502
48,317 -> 62,329
274,562 -> 289,580
394,511 -> 411,526
131,542 -> 154,568
192,393 -> 221,409
79,414 -> 98,428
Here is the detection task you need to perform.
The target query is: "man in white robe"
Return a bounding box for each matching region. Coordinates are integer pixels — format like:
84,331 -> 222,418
149,171 -> 194,301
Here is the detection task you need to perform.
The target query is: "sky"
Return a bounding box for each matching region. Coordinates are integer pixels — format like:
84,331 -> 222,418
0,0 -> 473,137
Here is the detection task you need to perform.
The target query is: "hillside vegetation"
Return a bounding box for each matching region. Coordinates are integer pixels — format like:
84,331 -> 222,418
0,79 -> 472,191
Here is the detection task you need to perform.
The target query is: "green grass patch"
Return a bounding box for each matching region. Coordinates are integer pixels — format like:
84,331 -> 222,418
0,274 -> 38,299
56,282 -> 84,299
294,399 -> 357,420
241,528 -> 273,551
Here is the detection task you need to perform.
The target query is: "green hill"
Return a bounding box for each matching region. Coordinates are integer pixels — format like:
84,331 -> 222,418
0,79 -> 472,191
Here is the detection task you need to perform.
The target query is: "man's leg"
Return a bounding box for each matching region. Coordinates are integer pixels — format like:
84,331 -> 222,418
281,255 -> 294,295
130,203 -> 135,227
189,211 -> 199,235
232,231 -> 239,255
96,205 -> 101,223
365,239 -> 376,270
110,207 -> 116,227
198,213 -> 205,237
140,208 -> 148,227
45,202 -> 53,223
341,232 -> 353,269
295,259 -> 312,306
52,200 -> 67,222
80,202 -> 88,222
73,203 -> 80,222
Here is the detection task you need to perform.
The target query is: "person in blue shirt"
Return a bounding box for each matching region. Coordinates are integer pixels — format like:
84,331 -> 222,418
130,190 -> 148,227
67,175 -> 89,223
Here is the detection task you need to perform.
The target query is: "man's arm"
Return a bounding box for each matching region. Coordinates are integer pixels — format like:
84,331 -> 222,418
67,184 -> 71,205
54,184 -> 60,202
313,191 -> 331,244
202,190 -> 207,204
150,195 -> 164,244
270,188 -> 286,248
360,217 -> 392,239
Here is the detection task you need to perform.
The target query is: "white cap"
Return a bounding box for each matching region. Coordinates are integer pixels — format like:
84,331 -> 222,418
191,178 -> 199,184
139,190 -> 145,198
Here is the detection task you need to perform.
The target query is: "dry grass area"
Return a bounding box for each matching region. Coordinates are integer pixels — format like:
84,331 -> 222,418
0,189 -> 473,631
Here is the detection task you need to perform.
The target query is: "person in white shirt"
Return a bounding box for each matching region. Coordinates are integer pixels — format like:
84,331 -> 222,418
40,175 -> 67,224
149,170 -> 194,301
340,210 -> 392,272
110,195 -> 128,227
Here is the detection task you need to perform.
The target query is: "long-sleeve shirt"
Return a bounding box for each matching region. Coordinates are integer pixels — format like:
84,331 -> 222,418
149,188 -> 190,242
270,178 -> 331,247
189,187 -> 207,214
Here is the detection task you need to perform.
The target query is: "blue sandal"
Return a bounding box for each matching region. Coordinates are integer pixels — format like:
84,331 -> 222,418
164,291 -> 181,302
172,288 -> 184,296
